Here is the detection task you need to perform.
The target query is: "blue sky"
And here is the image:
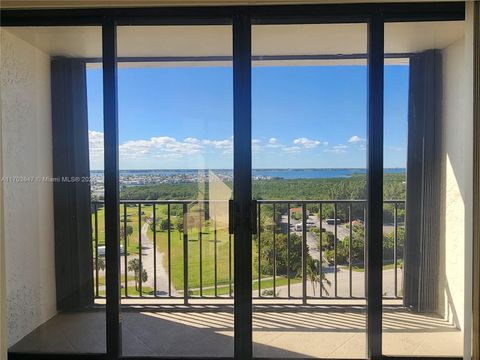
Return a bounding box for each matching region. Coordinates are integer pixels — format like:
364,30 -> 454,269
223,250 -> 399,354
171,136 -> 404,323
87,64 -> 408,170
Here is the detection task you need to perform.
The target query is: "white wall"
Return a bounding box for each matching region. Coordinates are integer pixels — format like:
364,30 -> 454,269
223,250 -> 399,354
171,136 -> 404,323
439,13 -> 473,356
0,55 -> 6,360
439,36 -> 466,329
0,29 -> 56,347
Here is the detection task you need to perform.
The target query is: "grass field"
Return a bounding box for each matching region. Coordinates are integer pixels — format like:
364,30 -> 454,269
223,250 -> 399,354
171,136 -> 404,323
92,204 -> 330,293
92,204 -> 153,255
98,286 -> 154,297
93,204 -> 244,291
189,276 -> 303,296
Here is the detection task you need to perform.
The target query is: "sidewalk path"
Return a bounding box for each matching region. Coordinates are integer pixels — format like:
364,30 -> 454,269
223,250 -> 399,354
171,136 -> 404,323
117,220 -> 176,296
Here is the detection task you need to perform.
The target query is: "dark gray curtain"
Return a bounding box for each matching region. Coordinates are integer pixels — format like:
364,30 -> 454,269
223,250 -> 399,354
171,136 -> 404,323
51,58 -> 94,311
404,50 -> 442,313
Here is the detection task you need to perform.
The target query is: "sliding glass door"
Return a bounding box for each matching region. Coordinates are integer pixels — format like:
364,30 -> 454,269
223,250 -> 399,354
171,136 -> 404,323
2,4 -> 470,359
250,22 -> 369,358
114,24 -> 234,357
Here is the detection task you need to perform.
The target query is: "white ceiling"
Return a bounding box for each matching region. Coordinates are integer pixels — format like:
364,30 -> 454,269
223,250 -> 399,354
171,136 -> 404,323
2,21 -> 464,66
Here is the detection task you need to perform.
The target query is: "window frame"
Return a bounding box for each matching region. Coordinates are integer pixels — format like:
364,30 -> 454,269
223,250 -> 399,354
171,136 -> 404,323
1,3 -> 466,360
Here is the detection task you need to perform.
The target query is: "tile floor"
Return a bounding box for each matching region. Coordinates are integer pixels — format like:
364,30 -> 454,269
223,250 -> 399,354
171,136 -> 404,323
9,305 -> 463,358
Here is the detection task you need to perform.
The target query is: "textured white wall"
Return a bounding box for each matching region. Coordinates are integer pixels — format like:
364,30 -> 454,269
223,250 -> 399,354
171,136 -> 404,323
0,46 -> 6,360
439,30 -> 472,340
0,29 -> 56,347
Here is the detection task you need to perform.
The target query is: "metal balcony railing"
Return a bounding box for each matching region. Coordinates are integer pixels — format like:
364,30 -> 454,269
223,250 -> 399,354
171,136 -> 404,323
92,199 -> 405,302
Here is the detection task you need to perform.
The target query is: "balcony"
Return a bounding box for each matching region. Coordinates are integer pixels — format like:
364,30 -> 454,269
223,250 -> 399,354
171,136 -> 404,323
9,199 -> 462,357
91,199 -> 404,302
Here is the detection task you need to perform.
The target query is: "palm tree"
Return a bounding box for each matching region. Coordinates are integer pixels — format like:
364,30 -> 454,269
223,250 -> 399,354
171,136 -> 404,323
127,258 -> 148,291
94,257 -> 105,272
175,220 -> 184,241
120,224 -> 133,247
306,256 -> 331,296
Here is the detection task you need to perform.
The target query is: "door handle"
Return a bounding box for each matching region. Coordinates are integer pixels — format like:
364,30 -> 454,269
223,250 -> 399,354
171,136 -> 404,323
229,199 -> 258,235
251,199 -> 258,234
229,199 -> 234,235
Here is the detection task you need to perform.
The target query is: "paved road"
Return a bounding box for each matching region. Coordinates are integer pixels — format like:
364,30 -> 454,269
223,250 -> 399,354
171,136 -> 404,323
117,220 -> 176,296
269,267 -> 402,298
139,222 -> 176,296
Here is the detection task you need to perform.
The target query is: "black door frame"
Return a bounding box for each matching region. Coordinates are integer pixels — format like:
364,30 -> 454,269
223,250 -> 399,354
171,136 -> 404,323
2,3 -> 465,360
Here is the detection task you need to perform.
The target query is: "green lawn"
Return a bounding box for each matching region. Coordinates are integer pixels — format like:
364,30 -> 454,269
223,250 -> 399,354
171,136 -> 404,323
95,275 -> 136,286
92,204 -> 302,293
92,204 -> 153,255
92,204 -> 237,291
189,276 -> 302,296
98,286 -> 154,297
147,204 -> 235,290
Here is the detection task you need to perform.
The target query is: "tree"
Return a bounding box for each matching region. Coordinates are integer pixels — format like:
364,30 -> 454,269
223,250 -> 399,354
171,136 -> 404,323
120,224 -> 133,247
159,218 -> 170,231
94,257 -> 105,272
150,218 -> 170,232
383,227 -> 405,261
175,218 -> 184,241
127,258 -> 148,291
258,233 -> 303,278
306,256 -> 331,296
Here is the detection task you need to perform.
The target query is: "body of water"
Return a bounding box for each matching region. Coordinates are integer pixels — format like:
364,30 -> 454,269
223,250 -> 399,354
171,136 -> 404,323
252,168 -> 404,179
91,168 -> 405,180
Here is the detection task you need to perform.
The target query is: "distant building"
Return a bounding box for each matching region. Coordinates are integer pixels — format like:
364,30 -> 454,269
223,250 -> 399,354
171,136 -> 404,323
290,207 -> 310,218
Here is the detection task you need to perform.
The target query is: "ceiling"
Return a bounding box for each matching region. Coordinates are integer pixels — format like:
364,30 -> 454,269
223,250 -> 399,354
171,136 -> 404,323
2,21 -> 464,66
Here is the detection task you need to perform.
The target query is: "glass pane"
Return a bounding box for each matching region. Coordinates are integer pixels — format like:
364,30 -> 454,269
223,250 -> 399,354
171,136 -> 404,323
382,20 -> 469,357
116,25 -> 234,357
251,23 -> 367,358
1,26 -> 105,354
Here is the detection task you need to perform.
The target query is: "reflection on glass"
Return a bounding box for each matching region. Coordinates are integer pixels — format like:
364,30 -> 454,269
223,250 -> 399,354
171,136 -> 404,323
382,20 -> 468,357
252,23 -> 367,358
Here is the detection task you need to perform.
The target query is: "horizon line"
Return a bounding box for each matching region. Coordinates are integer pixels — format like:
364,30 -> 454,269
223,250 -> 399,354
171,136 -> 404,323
90,167 -> 406,171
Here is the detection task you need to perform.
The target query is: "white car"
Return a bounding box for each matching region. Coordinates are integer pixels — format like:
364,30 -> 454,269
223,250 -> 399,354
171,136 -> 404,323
97,245 -> 125,257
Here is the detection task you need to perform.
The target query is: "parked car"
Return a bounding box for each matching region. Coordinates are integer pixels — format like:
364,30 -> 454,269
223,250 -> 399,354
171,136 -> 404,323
326,218 -> 342,225
97,245 -> 125,257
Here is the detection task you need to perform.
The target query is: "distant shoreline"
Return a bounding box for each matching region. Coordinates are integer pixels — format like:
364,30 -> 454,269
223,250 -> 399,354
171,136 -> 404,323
89,169 -> 405,190
90,168 -> 406,173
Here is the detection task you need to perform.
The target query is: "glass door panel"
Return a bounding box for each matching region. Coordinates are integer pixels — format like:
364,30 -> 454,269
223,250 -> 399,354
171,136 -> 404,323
116,24 -> 234,357
251,23 -> 368,358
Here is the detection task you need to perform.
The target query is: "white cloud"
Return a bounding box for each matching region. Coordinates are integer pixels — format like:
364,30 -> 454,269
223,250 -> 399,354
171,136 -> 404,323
252,139 -> 262,152
348,135 -> 365,143
89,132 -> 335,165
89,131 -> 104,161
293,137 -> 321,148
324,144 -> 348,154
266,137 -> 284,149
283,146 -> 302,153
119,136 -> 204,160
89,131 -> 238,163
203,137 -> 233,151
184,137 -> 201,144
